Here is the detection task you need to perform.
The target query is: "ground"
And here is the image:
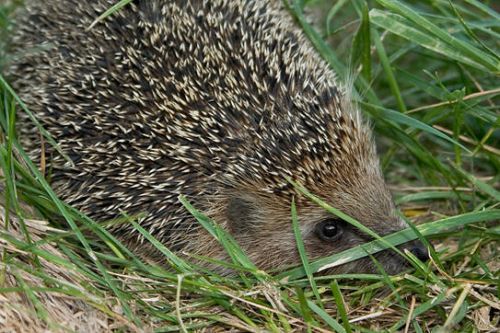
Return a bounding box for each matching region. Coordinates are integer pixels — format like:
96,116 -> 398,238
0,0 -> 499,332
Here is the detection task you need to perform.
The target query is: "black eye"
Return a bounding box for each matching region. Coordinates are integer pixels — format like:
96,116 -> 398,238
316,219 -> 343,241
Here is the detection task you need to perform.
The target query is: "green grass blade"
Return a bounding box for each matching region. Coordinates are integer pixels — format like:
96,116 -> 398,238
128,218 -> 193,273
307,299 -> 346,333
374,0 -> 499,72
290,198 -> 323,306
351,1 -> 371,82
369,9 -> 497,72
372,29 -> 407,112
452,165 -> 500,201
88,0 -> 134,29
0,75 -> 73,165
331,280 -> 352,333
179,195 -> 260,274
366,103 -> 470,152
280,209 -> 500,280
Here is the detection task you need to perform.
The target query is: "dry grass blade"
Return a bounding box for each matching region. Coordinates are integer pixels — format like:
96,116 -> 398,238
0,200 -> 134,332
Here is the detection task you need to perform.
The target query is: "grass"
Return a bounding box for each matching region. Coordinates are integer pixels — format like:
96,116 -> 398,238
1,0 -> 499,331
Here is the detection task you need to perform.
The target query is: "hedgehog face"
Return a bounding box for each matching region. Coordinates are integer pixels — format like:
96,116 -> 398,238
302,214 -> 429,275
219,192 -> 428,274
212,163 -> 428,275
299,170 -> 428,274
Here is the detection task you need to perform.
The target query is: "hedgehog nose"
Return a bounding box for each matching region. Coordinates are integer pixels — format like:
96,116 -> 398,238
410,242 -> 430,262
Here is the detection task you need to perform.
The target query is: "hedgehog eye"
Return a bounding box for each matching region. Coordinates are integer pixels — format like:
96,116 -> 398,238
316,219 -> 343,241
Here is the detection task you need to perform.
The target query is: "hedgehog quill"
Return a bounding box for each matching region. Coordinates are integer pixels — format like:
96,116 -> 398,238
7,0 -> 429,274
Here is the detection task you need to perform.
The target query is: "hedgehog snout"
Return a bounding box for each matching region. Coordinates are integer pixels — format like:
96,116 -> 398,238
401,239 -> 431,262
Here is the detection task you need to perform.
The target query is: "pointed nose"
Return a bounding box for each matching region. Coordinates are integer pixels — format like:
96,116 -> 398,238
410,242 -> 430,262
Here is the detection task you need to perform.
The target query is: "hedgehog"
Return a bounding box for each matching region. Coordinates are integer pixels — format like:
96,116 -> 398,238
6,0 -> 429,274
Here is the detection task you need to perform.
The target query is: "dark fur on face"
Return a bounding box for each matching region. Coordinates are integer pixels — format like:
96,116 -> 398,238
7,0 -> 427,275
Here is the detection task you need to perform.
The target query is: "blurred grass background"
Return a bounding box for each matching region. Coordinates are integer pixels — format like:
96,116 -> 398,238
0,0 -> 499,332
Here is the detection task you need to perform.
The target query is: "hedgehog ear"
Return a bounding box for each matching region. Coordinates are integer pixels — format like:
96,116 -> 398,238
226,197 -> 258,234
